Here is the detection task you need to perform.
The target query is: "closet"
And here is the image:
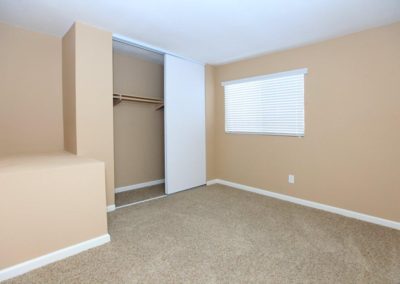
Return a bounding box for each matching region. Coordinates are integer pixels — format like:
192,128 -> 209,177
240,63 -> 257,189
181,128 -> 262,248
113,40 -> 165,207
112,38 -> 206,208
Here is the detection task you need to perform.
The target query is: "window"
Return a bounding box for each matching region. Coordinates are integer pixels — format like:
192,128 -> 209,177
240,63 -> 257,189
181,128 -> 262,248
222,68 -> 307,137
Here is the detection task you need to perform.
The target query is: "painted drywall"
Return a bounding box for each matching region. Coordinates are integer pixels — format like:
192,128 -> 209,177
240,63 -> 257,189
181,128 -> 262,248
212,22 -> 400,222
113,52 -> 164,188
0,152 -> 108,269
205,65 -> 216,180
62,22 -> 115,205
0,22 -> 63,156
62,25 -> 77,154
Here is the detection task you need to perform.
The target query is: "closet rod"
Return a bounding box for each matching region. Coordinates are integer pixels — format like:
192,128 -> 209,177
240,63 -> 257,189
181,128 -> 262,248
113,93 -> 163,108
114,94 -> 162,103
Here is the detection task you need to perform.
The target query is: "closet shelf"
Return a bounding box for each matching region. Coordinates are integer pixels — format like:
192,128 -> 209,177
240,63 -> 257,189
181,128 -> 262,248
113,93 -> 163,110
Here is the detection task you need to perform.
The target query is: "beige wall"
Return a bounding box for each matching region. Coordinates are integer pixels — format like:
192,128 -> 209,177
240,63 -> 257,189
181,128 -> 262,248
113,52 -> 164,187
205,65 -> 216,180
62,22 -> 115,205
0,23 -> 110,271
62,25 -> 77,154
0,22 -> 63,156
0,153 -> 108,269
212,22 -> 400,222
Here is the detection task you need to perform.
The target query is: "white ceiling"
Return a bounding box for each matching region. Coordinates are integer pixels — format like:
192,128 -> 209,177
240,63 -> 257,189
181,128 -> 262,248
0,0 -> 399,64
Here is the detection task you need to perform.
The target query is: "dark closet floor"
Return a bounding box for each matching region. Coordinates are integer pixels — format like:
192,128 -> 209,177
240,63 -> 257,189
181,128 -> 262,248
115,184 -> 165,208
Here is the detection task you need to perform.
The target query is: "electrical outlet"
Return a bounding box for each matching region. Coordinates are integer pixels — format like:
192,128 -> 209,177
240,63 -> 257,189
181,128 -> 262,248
288,175 -> 295,184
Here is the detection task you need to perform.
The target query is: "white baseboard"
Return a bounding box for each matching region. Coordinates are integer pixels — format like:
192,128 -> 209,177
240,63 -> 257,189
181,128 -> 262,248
208,179 -> 400,230
206,179 -> 218,186
0,234 -> 110,282
115,179 -> 165,194
107,204 -> 116,212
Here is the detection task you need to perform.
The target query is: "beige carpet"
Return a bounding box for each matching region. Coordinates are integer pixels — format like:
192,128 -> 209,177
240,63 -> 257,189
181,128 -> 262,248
6,184 -> 400,283
115,184 -> 165,207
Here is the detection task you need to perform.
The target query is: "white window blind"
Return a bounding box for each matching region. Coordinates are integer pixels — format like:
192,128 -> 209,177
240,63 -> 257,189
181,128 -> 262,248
222,68 -> 307,136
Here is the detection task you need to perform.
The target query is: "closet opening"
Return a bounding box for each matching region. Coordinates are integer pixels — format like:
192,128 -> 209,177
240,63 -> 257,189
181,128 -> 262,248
112,39 -> 166,208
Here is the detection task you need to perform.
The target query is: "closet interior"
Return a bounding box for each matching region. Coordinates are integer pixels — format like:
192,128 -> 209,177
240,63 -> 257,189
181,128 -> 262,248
112,40 -> 166,208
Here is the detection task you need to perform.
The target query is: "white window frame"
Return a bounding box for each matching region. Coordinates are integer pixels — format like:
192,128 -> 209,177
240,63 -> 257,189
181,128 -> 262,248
222,68 -> 307,137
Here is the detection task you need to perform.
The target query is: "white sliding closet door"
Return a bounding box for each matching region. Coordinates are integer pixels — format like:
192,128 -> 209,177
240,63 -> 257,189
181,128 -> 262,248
164,55 -> 206,194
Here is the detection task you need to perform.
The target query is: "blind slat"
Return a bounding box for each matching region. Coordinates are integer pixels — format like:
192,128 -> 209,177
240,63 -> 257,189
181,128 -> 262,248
224,71 -> 305,136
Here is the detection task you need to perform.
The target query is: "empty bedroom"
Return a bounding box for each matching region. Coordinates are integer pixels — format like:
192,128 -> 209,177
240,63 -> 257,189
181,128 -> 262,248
0,0 -> 399,283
